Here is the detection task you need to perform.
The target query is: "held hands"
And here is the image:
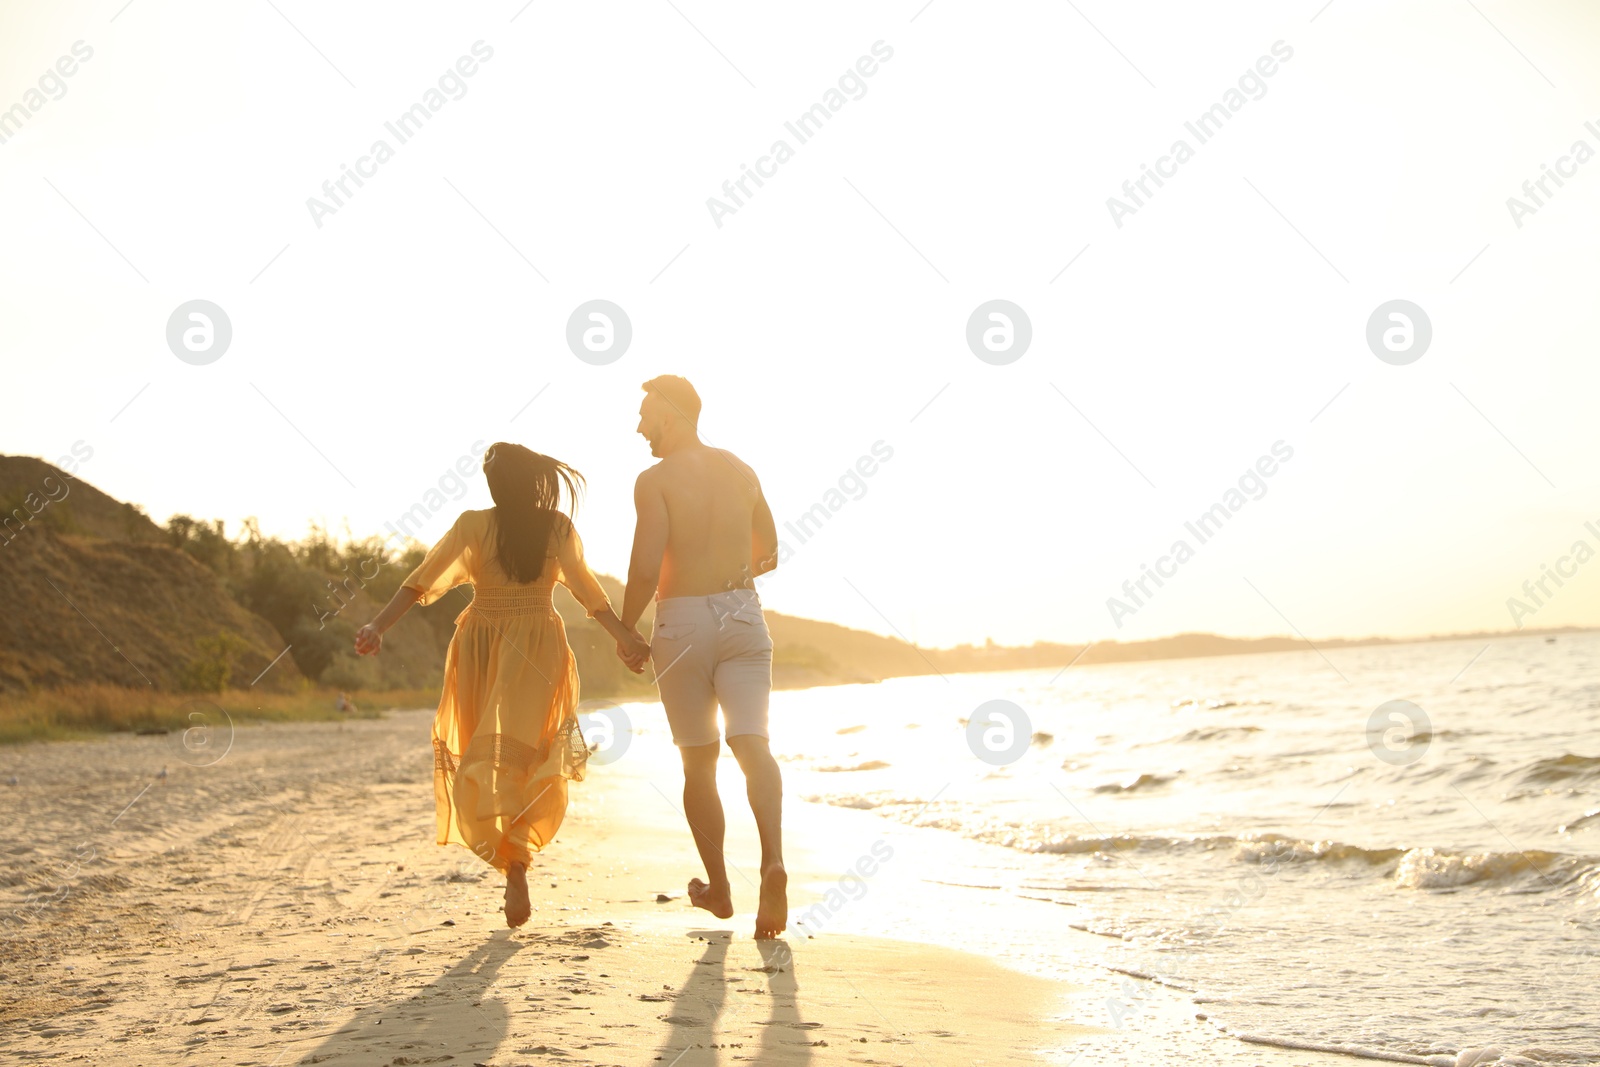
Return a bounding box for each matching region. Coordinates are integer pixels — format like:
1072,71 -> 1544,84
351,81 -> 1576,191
615,629 -> 651,674
354,623 -> 382,656
594,607 -> 649,674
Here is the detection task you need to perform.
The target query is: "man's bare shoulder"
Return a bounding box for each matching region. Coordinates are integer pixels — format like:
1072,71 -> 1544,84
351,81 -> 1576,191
634,462 -> 668,489
709,447 -> 761,486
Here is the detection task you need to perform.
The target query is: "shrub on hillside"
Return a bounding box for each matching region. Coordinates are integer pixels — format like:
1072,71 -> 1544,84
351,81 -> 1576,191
177,631 -> 254,693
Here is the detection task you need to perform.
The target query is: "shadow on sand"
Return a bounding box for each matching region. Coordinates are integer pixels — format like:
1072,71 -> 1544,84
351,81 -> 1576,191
652,931 -> 816,1066
290,933 -> 522,1066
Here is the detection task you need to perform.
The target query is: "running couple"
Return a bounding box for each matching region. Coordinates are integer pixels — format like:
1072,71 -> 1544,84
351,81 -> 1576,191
354,376 -> 788,939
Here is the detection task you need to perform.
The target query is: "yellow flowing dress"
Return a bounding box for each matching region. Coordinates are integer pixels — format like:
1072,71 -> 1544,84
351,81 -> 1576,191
400,508 -> 612,871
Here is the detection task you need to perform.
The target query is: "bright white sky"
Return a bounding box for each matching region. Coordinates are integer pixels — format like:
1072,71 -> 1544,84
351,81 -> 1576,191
3,0 -> 1599,648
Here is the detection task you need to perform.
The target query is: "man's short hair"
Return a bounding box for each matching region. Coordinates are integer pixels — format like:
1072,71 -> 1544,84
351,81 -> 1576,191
642,375 -> 702,426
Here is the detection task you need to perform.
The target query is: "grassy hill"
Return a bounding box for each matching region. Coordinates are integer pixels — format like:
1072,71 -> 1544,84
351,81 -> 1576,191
0,456 -> 300,693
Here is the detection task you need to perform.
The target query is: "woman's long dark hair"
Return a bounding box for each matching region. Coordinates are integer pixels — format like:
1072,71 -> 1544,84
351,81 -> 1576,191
482,442 -> 585,583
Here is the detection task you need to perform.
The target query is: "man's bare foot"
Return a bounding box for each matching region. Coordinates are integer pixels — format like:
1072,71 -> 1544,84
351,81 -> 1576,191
504,863 -> 531,928
687,877 -> 734,920
754,863 -> 787,940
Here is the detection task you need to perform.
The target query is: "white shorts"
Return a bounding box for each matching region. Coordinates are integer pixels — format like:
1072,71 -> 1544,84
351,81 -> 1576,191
651,590 -> 773,748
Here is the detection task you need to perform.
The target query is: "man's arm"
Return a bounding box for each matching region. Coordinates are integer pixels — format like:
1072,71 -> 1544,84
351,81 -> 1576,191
751,485 -> 779,577
621,470 -> 669,631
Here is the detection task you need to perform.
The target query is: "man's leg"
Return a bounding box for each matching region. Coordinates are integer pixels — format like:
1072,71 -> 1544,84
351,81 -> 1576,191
727,735 -> 786,938
681,741 -> 734,919
653,602 -> 726,918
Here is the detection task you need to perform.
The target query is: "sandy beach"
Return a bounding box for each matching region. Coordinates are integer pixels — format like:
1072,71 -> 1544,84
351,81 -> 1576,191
0,705 -> 1099,1066
0,702 -> 1478,1067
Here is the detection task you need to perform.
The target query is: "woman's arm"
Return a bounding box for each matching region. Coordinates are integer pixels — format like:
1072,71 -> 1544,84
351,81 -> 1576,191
557,520 -> 649,672
355,586 -> 422,656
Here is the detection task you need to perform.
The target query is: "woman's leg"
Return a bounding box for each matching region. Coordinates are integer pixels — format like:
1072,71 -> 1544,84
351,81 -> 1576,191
504,861 -> 531,927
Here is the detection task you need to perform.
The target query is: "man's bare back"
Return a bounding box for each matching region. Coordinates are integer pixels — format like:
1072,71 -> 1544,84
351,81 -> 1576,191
647,446 -> 770,598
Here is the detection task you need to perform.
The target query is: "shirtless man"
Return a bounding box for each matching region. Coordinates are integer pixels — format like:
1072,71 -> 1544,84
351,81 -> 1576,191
616,375 -> 785,940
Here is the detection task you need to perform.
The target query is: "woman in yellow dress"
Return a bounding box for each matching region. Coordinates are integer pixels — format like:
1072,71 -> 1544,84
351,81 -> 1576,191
355,443 -> 648,927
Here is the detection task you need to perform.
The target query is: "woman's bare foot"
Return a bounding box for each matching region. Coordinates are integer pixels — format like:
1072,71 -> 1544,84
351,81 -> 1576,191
754,863 -> 787,940
687,876 -> 734,920
504,863 -> 531,928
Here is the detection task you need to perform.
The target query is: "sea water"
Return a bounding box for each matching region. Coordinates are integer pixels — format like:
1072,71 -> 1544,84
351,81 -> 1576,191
765,631 -> 1600,1064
